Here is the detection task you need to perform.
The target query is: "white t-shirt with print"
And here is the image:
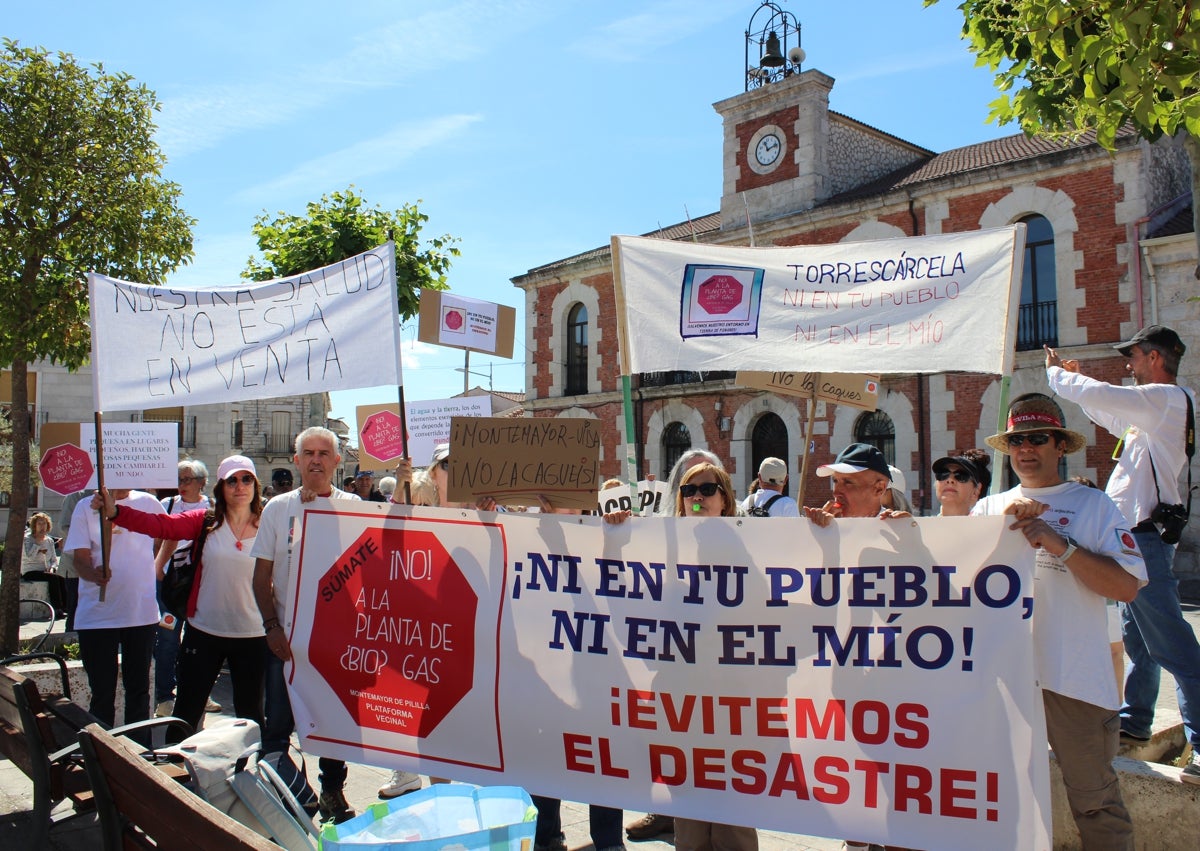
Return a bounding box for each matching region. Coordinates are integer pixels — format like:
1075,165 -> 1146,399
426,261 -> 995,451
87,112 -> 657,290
973,480 -> 1146,709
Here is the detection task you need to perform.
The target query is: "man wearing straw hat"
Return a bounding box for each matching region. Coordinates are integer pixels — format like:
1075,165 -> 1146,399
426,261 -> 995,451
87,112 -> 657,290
973,393 -> 1144,850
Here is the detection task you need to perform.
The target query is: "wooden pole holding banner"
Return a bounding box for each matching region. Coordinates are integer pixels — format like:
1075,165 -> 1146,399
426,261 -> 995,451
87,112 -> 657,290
397,386 -> 412,505
94,412 -> 111,602
797,391 -> 818,507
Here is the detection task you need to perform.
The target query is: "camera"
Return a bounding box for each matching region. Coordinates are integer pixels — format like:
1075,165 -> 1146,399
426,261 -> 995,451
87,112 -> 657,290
1151,501 -> 1189,545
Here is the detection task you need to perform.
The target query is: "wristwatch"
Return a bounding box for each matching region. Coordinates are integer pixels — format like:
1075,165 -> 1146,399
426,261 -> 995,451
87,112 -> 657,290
1059,535 -> 1078,562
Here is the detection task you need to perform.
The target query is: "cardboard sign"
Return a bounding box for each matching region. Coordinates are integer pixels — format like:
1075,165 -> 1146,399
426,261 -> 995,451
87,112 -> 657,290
356,397 -> 494,471
737,371 -> 880,411
417,289 -> 516,358
40,421 -> 178,489
447,416 -> 600,510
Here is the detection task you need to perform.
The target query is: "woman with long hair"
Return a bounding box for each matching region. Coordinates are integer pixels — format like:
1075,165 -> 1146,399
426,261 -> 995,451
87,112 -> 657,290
97,455 -> 266,738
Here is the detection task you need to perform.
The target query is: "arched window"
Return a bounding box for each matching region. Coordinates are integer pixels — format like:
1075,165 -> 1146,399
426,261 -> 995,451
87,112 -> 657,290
751,412 -> 789,494
854,410 -> 895,466
1017,214 -> 1057,350
564,303 -> 588,396
662,422 -> 691,479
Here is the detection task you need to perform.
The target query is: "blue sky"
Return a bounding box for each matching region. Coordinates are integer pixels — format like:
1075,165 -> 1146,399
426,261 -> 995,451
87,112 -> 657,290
9,1 -> 1014,442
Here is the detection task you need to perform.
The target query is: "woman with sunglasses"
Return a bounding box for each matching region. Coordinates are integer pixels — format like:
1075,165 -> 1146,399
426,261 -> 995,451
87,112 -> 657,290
931,449 -> 991,516
95,455 -> 267,739
670,462 -> 760,851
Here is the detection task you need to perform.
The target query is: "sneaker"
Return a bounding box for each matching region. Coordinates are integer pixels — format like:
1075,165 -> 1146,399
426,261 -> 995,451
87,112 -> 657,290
317,788 -> 356,824
1182,750 -> 1200,786
378,769 -> 422,799
153,699 -> 174,718
205,697 -> 222,713
625,813 -> 673,840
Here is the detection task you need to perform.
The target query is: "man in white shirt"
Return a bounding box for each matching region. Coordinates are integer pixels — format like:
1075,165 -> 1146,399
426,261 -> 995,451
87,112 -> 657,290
973,393 -> 1144,850
1046,326 -> 1200,785
740,456 -> 800,517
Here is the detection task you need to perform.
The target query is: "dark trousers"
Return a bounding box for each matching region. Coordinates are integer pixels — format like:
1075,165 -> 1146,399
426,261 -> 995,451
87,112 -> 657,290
533,795 -> 622,848
22,573 -> 67,614
78,623 -> 157,741
64,578 -> 79,631
264,651 -> 346,790
167,624 -> 267,743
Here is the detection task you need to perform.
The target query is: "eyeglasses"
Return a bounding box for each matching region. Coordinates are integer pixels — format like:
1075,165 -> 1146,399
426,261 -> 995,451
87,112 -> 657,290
1006,433 -> 1053,448
680,482 -> 721,498
225,474 -> 256,486
935,469 -> 974,483
178,476 -> 197,484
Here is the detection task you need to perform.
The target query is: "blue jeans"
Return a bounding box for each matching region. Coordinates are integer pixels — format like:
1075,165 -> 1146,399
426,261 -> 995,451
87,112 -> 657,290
1121,530 -> 1200,747
532,795 -> 622,849
264,651 -> 346,791
153,580 -> 183,703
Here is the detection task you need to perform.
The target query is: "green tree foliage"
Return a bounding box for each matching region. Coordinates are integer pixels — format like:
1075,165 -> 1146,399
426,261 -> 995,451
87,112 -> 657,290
0,40 -> 194,652
243,187 -> 459,320
929,1 -> 1200,270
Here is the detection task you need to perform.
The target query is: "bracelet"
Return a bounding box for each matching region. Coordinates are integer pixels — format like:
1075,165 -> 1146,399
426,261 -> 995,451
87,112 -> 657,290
262,618 -> 280,630
265,625 -> 283,634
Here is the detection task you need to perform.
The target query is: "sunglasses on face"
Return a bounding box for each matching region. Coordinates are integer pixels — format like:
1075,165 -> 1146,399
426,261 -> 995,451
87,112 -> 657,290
225,474 -> 256,486
936,469 -> 974,483
1006,432 -> 1053,448
680,482 -> 721,498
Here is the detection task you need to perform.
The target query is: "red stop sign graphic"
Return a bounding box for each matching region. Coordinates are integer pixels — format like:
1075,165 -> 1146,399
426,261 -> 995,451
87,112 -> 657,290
38,443 -> 95,495
360,410 -> 406,462
310,527 -> 477,737
696,274 -> 744,315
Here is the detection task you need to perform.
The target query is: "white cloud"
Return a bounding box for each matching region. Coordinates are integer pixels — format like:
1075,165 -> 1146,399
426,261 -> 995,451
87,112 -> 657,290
232,114 -> 482,204
572,1 -> 736,62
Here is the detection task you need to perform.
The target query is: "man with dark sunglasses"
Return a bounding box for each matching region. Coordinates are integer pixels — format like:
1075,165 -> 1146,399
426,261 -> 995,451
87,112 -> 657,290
973,393 -> 1144,849
1047,326 -> 1200,785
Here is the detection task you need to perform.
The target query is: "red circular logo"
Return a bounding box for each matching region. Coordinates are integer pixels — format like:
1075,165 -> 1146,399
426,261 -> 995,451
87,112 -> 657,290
444,309 -> 464,331
310,527 -> 477,737
38,444 -> 94,495
696,275 -> 744,315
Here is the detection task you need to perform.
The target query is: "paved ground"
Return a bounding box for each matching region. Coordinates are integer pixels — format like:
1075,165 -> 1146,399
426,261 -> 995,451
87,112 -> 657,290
3,606 -> 1197,850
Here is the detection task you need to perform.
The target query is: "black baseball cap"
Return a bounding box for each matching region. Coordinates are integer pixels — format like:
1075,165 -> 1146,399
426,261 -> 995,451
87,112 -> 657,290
1114,324 -> 1185,357
816,443 -> 892,480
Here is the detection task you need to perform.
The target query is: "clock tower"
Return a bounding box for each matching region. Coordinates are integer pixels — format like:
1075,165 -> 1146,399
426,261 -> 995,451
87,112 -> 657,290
714,68 -> 836,231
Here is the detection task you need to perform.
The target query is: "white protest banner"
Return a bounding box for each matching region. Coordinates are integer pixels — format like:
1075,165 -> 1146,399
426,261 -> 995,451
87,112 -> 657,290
77,422 -> 178,489
611,227 -> 1024,376
285,507 -> 1049,850
88,243 -> 402,410
356,397 -> 495,471
597,480 -> 669,516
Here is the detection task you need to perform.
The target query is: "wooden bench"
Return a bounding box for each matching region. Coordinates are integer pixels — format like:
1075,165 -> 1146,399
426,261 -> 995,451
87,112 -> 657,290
78,723 -> 281,851
0,654 -> 191,849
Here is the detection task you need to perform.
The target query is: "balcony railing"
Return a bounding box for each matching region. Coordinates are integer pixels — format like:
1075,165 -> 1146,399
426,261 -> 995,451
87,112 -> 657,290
1017,300 -> 1057,351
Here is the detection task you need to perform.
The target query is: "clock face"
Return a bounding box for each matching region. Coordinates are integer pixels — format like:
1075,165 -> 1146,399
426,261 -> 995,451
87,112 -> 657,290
755,133 -> 782,166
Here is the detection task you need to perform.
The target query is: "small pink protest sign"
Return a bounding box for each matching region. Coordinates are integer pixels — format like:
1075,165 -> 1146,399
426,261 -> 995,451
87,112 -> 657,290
39,443 -> 95,495
359,409 -> 406,462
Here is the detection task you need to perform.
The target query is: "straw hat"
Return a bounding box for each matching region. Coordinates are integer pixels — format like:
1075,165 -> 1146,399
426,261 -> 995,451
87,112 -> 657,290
985,393 -> 1086,455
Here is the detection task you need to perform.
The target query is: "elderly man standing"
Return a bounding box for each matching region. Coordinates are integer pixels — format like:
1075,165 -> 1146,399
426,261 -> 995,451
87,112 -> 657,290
741,456 -> 800,517
815,442 -> 896,519
251,427 -> 405,822
973,393 -> 1144,850
1047,327 -> 1200,784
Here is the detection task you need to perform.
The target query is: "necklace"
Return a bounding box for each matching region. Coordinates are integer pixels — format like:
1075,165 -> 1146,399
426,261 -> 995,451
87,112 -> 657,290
228,516 -> 256,550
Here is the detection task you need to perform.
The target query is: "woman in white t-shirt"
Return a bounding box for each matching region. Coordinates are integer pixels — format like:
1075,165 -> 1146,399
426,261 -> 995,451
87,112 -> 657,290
99,455 -> 265,739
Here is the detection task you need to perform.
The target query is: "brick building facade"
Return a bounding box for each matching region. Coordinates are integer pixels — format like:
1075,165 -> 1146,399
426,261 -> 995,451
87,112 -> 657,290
512,68 -> 1200,589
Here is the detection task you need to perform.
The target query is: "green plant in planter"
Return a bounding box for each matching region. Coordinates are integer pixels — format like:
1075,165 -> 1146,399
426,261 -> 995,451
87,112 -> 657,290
55,642 -> 81,661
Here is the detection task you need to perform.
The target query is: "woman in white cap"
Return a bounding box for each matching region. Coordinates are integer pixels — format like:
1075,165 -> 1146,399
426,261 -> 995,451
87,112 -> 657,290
96,454 -> 267,739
